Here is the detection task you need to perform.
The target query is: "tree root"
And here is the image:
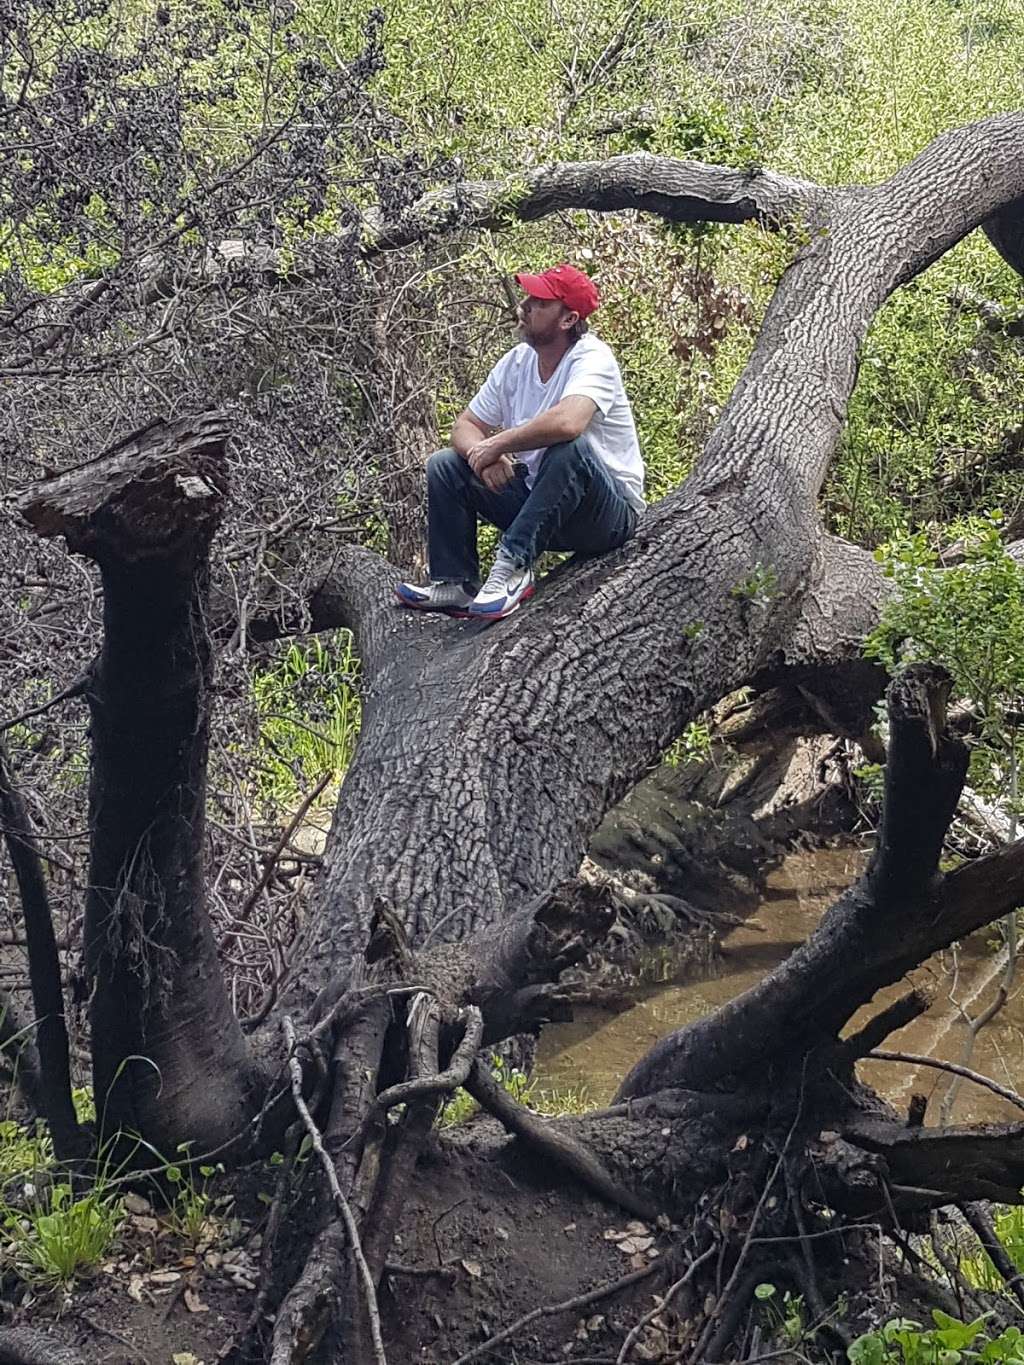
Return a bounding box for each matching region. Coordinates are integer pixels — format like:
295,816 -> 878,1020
465,1057 -> 658,1220
370,1002 -> 482,1120
0,1328 -> 86,1365
279,1015 -> 387,1365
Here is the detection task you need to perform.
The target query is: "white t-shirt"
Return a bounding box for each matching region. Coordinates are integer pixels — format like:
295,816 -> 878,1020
468,334 -> 645,512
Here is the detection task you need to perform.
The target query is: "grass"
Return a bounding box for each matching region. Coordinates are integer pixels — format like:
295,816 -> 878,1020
252,633 -> 361,807
440,1055 -> 593,1126
2,1182 -> 123,1286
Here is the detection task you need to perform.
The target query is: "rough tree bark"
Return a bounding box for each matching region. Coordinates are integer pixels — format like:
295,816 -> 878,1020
11,113 -> 1024,1364
286,113 -> 1024,1000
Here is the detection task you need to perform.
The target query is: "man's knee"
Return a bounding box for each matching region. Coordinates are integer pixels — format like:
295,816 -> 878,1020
541,438 -> 589,469
426,446 -> 464,483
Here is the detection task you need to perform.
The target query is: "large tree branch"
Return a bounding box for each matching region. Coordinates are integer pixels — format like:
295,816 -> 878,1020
360,154 -> 827,252
242,544 -> 404,680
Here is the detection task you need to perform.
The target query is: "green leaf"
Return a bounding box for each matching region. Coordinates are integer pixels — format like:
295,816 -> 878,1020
848,1332 -> 889,1365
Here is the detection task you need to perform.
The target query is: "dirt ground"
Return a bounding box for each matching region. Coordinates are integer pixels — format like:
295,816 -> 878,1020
20,1117 -> 680,1365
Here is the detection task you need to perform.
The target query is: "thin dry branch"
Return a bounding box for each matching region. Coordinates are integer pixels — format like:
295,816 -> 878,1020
282,1015 -> 388,1365
866,1050 -> 1024,1116
450,1259 -> 663,1365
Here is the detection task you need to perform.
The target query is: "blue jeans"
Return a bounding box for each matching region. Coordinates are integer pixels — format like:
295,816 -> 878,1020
426,439 -> 639,584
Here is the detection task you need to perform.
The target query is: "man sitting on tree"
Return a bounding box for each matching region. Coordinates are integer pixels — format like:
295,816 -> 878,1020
395,264 -> 646,620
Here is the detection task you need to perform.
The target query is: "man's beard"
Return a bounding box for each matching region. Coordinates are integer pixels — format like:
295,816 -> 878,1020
519,318 -> 560,347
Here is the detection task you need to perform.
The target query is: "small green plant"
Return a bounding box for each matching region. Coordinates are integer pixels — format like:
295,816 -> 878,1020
0,1119 -> 51,1182
852,760 -> 886,806
755,1282 -> 807,1345
664,717 -> 713,767
848,1311 -> 1024,1364
164,1159 -> 225,1247
730,563 -> 779,609
2,1182 -> 122,1285
72,1087 -> 96,1125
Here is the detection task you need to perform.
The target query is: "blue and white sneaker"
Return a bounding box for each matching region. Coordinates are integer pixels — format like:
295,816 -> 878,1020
394,579 -> 476,616
466,552 -> 535,620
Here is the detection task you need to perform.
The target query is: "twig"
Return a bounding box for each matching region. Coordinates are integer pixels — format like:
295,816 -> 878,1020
450,1260 -> 662,1365
237,769 -> 332,920
0,672 -> 89,733
867,1050 -> 1024,1114
282,1015 -> 388,1365
616,1247 -> 714,1363
77,1311 -> 154,1363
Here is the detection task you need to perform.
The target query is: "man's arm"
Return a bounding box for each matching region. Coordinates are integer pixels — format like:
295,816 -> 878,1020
466,395 -> 597,474
451,408 -> 493,457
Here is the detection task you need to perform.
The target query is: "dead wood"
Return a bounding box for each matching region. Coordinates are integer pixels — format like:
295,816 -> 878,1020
19,415 -> 265,1153
465,1057 -> 658,1221
0,739 -> 84,1158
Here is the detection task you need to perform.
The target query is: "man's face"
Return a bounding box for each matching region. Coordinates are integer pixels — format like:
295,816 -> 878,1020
516,293 -> 577,346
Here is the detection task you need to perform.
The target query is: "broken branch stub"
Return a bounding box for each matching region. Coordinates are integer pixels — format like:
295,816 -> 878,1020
18,412 -> 229,562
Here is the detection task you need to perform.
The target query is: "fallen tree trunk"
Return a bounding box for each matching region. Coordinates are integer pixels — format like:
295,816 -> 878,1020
275,114 -> 1024,1008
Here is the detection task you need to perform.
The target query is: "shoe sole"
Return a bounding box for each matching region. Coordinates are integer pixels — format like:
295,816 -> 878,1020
394,588 -> 471,618
466,583 -> 536,621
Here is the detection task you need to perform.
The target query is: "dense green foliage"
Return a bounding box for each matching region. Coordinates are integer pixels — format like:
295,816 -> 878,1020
867,517 -> 1024,818
849,1312 -> 1024,1364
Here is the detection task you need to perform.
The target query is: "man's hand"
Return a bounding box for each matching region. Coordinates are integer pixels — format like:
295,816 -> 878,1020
467,433 -> 508,475
480,455 -> 517,492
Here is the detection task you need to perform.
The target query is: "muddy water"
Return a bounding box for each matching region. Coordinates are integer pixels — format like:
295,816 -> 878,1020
536,847 -> 1024,1124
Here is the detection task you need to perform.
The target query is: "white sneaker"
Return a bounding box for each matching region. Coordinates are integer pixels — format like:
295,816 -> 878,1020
466,552 -> 535,620
394,579 -> 476,615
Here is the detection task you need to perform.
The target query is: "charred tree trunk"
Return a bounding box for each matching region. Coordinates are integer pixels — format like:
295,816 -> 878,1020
19,416 -> 265,1153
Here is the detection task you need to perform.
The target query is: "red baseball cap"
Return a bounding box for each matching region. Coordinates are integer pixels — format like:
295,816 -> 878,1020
515,264 -> 600,319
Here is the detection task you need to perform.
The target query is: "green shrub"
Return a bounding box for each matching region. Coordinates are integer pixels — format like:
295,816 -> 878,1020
252,634 -> 361,807
849,1312 -> 1024,1364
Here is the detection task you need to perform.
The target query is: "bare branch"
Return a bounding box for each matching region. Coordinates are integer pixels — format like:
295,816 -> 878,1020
0,740 -> 84,1158
361,153 -> 827,253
